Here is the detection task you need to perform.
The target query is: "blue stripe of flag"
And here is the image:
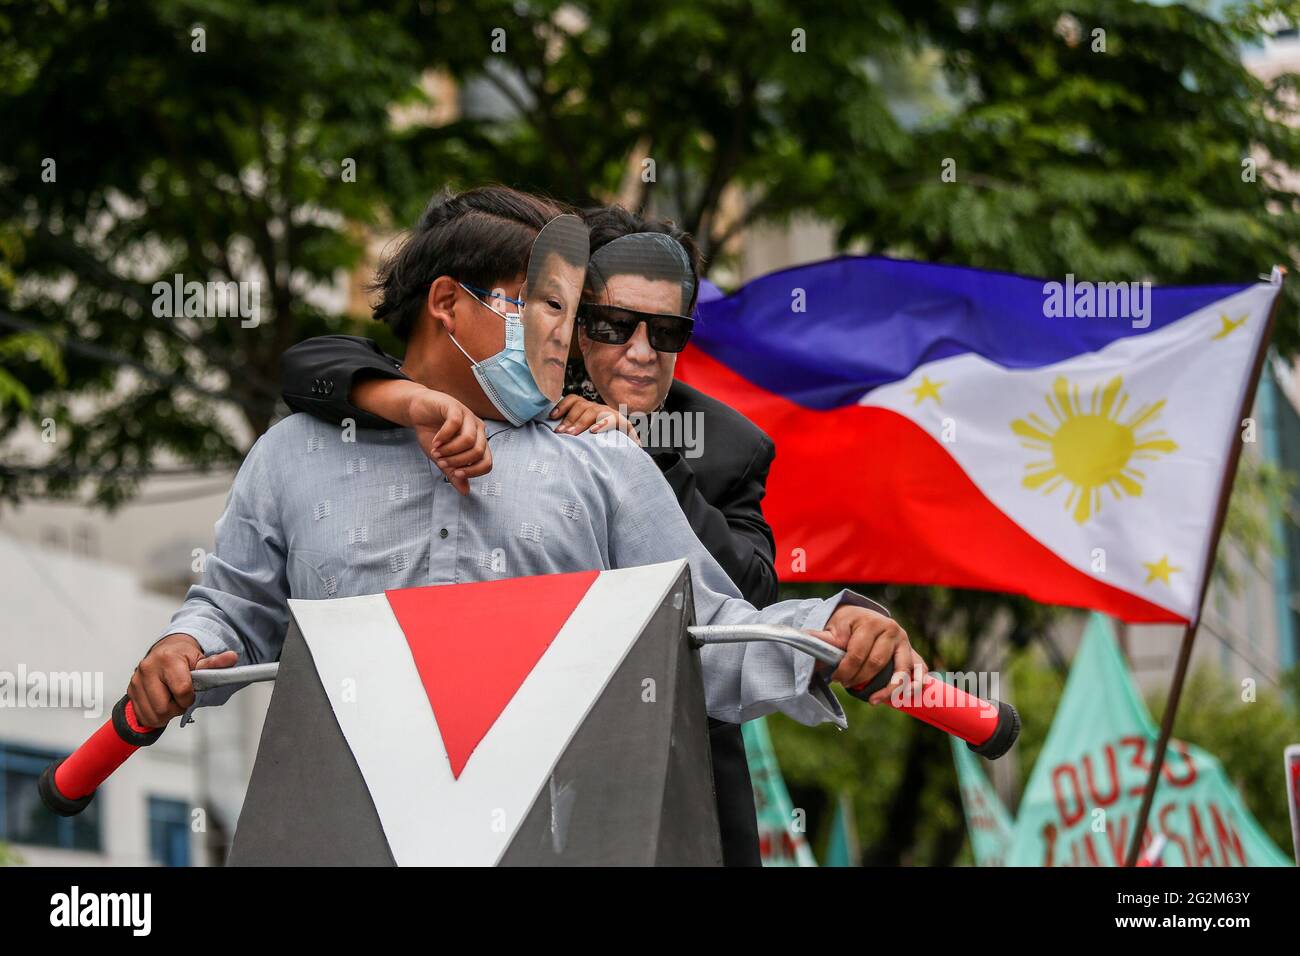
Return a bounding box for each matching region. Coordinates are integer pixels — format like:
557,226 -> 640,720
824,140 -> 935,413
691,256 -> 1250,410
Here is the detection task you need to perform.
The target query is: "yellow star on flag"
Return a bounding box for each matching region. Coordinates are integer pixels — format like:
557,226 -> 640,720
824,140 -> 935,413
1212,313 -> 1247,340
1143,555 -> 1182,585
910,375 -> 945,406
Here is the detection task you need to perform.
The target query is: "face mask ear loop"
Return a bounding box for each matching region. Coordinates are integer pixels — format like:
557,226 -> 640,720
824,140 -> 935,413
446,328 -> 478,367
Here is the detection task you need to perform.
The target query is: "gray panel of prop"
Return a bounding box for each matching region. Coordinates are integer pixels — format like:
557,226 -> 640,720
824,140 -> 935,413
498,566 -> 722,866
227,621 -> 396,866
654,575 -> 724,866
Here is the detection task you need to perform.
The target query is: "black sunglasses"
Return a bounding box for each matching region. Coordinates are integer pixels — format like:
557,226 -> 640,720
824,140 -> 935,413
577,303 -> 695,353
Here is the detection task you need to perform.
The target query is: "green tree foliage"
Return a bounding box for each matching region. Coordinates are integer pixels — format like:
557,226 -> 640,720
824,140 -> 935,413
380,0 -> 916,264
842,0 -> 1300,350
0,1 -> 420,504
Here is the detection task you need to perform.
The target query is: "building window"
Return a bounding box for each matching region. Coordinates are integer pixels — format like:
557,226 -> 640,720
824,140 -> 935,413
147,796 -> 191,868
0,743 -> 101,852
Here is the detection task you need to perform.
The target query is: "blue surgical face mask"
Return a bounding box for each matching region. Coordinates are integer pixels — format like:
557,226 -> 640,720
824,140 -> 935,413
448,283 -> 554,427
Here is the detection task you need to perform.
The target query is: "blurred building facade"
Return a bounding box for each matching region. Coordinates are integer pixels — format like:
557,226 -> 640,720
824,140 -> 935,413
0,532 -> 272,866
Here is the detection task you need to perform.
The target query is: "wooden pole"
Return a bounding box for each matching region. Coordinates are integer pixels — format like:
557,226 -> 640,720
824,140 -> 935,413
1123,272 -> 1285,867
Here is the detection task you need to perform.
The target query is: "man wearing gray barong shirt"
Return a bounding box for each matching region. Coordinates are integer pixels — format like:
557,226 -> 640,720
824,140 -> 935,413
128,185 -> 925,732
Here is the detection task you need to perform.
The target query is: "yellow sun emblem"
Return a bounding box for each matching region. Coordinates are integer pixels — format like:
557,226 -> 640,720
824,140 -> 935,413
1010,375 -> 1178,525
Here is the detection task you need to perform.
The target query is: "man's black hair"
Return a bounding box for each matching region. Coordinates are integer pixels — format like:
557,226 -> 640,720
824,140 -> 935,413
371,186 -> 574,340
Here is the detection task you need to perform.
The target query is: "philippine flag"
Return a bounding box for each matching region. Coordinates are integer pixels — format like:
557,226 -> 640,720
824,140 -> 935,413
677,257 -> 1284,623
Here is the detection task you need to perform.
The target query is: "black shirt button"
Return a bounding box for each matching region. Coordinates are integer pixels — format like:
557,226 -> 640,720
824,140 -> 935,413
439,528 -> 449,539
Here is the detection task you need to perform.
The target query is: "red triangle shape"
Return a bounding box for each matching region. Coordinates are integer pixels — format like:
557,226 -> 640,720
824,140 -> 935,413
385,570 -> 599,778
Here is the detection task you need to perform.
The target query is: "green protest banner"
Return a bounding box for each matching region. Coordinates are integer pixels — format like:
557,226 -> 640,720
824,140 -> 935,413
1006,615 -> 1290,866
741,717 -> 817,867
951,735 -> 1015,866
824,793 -> 860,867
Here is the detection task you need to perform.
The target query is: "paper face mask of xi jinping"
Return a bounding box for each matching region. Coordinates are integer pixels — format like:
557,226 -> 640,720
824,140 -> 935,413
519,214 -> 590,404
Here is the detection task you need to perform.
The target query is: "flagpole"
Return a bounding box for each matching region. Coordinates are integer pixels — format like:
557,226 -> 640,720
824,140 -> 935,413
1123,270 -> 1285,867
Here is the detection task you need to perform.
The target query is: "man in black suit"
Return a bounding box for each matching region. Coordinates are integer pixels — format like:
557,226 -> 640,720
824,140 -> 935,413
280,205 -> 778,866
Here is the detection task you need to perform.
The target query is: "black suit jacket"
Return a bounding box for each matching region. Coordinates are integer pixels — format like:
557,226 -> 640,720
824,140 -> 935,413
281,335 -> 778,865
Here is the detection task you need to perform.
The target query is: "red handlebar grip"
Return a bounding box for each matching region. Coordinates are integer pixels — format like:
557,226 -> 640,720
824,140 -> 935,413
39,696 -> 164,816
890,675 -> 994,739
848,672 -> 1020,759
